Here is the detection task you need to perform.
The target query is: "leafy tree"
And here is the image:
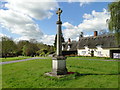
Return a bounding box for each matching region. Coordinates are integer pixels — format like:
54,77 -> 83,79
36,49 -> 48,56
22,41 -> 39,56
16,40 -> 29,56
1,36 -> 58,57
79,32 -> 83,38
1,37 -> 17,57
54,33 -> 65,49
30,39 -> 37,44
37,42 -> 55,54
54,34 -> 57,49
108,1 -> 120,45
37,43 -> 47,49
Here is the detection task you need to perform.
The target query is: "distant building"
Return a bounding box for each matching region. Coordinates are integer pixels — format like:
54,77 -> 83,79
62,31 -> 120,59
62,38 -> 77,56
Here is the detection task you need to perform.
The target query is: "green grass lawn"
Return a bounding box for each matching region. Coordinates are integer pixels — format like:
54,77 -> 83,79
67,56 -> 120,60
2,57 -> 119,88
1,56 -> 32,62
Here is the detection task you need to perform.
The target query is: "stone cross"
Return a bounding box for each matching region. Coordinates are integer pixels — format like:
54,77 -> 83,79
45,8 -> 67,76
52,8 -> 67,75
56,8 -> 62,22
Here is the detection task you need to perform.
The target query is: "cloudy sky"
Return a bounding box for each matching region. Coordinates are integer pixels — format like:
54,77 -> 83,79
0,0 -> 115,45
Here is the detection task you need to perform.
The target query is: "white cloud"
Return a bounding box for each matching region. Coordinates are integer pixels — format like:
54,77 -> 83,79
67,0 -> 96,6
0,0 -> 58,45
63,22 -> 80,40
79,9 -> 110,31
0,0 -> 111,45
4,0 -> 59,20
79,0 -> 95,6
63,22 -> 75,29
41,35 -> 55,45
0,9 -> 43,40
67,0 -> 115,6
14,34 -> 55,45
83,13 -> 93,19
0,33 -> 8,38
62,9 -> 110,41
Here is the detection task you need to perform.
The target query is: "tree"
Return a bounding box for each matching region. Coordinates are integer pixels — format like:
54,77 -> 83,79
22,41 -> 39,56
108,1 -> 120,45
16,40 -> 29,56
79,32 -> 83,38
36,43 -> 55,56
54,34 -> 57,49
1,37 -> 17,57
54,33 -> 65,49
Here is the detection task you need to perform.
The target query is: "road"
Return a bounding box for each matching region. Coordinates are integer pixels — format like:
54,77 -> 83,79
0,57 -> 48,65
0,57 -> 119,65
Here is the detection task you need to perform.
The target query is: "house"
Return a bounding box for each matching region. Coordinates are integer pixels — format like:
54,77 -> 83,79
62,31 -> 120,59
62,38 -> 77,56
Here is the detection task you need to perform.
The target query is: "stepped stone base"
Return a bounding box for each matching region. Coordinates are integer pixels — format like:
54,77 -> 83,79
45,56 -> 68,76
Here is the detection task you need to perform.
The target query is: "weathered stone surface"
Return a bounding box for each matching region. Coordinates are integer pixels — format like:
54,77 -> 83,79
56,24 -> 62,56
56,21 -> 62,24
52,55 -> 66,60
52,59 -> 67,75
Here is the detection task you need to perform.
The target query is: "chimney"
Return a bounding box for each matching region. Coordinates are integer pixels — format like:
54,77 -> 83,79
94,31 -> 98,37
68,38 -> 71,44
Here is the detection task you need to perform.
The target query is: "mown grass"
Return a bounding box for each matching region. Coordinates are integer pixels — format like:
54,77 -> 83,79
67,56 -> 120,60
1,56 -> 32,62
2,57 -> 119,88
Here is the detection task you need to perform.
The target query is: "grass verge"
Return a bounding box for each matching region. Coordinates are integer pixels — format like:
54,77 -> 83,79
2,57 -> 119,88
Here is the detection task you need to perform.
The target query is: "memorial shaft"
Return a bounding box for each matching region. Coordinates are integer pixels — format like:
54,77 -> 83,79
57,23 -> 62,56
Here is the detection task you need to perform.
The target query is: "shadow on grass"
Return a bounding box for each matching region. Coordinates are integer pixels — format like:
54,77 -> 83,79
44,72 -> 119,82
64,72 -> 120,81
79,73 -> 120,76
70,72 -> 120,77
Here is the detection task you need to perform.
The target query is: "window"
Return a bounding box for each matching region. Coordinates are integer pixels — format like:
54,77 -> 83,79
67,45 -> 71,51
97,51 -> 101,55
96,45 -> 102,48
82,51 -> 86,55
62,45 -> 65,50
113,53 -> 120,59
62,46 -> 64,50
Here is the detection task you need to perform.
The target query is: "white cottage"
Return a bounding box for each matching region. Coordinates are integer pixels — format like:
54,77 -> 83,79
77,31 -> 120,58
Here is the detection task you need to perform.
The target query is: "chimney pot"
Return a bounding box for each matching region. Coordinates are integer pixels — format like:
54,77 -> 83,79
94,31 -> 98,37
68,38 -> 71,44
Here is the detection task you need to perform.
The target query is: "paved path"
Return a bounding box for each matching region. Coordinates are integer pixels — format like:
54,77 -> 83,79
0,57 -> 48,65
0,57 -> 119,65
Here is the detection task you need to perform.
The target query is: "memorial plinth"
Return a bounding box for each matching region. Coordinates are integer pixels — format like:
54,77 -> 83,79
52,56 -> 67,75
